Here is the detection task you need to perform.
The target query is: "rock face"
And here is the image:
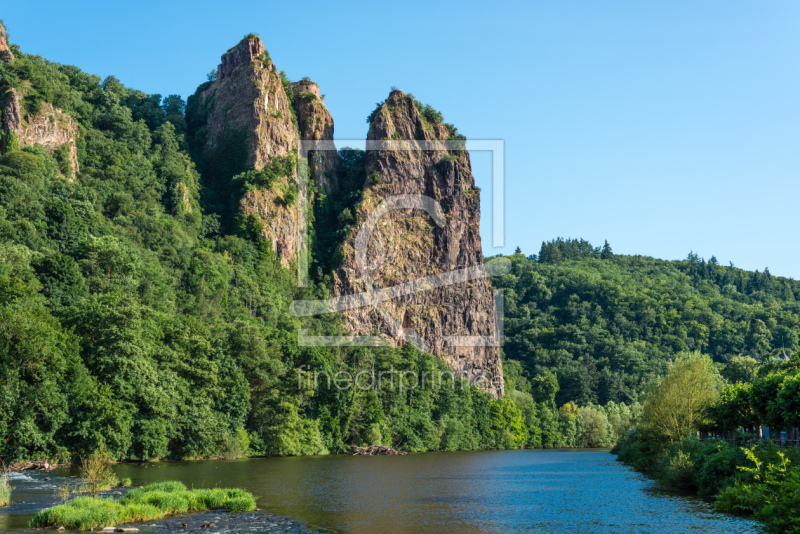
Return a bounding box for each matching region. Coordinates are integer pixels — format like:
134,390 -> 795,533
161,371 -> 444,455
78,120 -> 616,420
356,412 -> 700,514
292,83 -> 340,193
0,21 -> 13,64
331,90 -> 504,397
0,93 -> 80,175
0,23 -> 79,177
191,36 -> 300,266
0,89 -> 80,178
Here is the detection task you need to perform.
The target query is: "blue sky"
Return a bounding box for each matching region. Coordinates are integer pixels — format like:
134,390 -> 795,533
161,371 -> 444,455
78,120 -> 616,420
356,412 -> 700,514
4,1 -> 799,276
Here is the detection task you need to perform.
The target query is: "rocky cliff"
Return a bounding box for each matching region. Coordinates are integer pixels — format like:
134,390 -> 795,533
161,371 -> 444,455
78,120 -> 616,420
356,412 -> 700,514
188,41 -> 502,395
0,23 -> 79,177
331,90 -> 504,397
0,20 -> 13,64
189,37 -> 340,266
189,35 -> 301,266
291,81 -> 339,193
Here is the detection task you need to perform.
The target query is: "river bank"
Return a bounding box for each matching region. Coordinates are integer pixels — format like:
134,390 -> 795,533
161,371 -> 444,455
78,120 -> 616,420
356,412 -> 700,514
614,430 -> 797,533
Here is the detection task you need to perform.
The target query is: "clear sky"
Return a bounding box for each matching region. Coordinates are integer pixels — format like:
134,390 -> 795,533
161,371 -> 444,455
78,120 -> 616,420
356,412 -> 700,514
3,1 -> 799,276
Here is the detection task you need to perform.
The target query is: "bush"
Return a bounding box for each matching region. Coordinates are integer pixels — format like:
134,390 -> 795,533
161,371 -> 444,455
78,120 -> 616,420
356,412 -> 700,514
612,427 -> 665,474
0,473 -> 10,507
692,440 -> 748,497
714,449 -> 800,533
79,447 -> 118,497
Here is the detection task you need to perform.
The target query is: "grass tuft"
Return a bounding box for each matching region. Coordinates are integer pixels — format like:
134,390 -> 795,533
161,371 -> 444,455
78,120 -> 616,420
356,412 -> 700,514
0,473 -> 11,507
30,481 -> 255,531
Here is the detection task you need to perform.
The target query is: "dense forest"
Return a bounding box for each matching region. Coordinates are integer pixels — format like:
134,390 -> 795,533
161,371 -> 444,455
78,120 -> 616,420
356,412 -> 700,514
1,30 -> 799,464
494,238 -> 800,406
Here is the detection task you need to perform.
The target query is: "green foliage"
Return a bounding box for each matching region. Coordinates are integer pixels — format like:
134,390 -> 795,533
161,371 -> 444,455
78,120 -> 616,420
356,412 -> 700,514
708,370 -> 800,432
615,359 -> 800,531
493,240 -> 800,406
6,35 -> 798,473
714,445 -> 800,533
29,481 -> 256,531
79,446 -> 117,497
0,473 -> 10,507
490,398 -> 527,448
366,101 -> 384,123
309,148 -> 366,276
639,352 -> 721,443
578,406 -> 611,447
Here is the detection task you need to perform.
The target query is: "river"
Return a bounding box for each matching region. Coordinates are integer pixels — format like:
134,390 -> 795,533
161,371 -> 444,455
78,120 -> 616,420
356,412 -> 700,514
0,449 -> 763,533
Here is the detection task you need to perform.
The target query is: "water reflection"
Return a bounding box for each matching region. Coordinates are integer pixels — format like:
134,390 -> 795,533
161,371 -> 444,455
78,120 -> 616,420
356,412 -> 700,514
1,450 -> 763,533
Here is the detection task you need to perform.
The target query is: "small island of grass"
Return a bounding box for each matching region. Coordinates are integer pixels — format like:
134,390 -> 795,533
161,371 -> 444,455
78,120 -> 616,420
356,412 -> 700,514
30,481 -> 256,531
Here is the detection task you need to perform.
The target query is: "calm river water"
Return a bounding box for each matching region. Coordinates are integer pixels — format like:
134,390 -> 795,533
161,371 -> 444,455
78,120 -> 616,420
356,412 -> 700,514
1,449 -> 763,533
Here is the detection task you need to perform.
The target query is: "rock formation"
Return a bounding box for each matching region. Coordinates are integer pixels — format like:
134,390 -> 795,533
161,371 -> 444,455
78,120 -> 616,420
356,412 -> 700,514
188,40 -> 502,395
189,36 -> 339,265
0,23 -> 79,177
0,20 -> 14,64
197,36 -> 298,172
1,94 -> 80,176
190,36 -> 300,266
291,81 -> 339,193
331,90 -> 504,397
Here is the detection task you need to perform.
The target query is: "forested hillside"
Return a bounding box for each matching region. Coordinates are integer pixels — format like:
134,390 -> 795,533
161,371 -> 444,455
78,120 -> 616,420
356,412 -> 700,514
2,26 -> 796,464
494,238 -> 800,406
0,33 -> 549,462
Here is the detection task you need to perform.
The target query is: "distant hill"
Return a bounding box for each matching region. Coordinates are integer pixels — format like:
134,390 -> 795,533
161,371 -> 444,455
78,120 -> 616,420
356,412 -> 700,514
493,238 -> 800,405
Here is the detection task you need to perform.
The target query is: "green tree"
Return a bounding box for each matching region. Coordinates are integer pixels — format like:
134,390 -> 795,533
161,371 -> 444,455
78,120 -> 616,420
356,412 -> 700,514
640,352 -> 721,443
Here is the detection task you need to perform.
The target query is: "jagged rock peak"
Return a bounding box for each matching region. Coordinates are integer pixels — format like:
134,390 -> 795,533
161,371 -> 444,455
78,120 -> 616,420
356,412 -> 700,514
292,79 -> 339,192
218,34 -> 264,80
189,34 -> 300,266
0,20 -> 14,64
332,90 -> 504,397
368,89 -> 457,145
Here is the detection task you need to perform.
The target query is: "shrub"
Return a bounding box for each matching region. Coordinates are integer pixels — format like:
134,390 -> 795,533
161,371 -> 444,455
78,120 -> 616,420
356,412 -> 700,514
692,439 -> 748,497
79,447 -> 117,497
366,101 -> 384,123
0,473 -> 10,507
714,449 -> 800,533
612,427 -> 665,474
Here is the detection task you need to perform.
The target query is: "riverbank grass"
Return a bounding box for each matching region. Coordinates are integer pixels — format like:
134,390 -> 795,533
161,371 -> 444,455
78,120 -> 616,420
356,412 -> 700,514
30,481 -> 256,531
0,474 -> 11,506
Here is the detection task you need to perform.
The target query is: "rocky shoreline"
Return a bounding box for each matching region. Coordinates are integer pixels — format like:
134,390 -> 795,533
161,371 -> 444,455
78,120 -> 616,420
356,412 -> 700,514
351,446 -> 407,456
118,509 -> 330,534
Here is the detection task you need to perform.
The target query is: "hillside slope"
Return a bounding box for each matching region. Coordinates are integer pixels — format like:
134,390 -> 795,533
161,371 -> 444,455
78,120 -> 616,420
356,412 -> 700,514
495,239 -> 800,405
